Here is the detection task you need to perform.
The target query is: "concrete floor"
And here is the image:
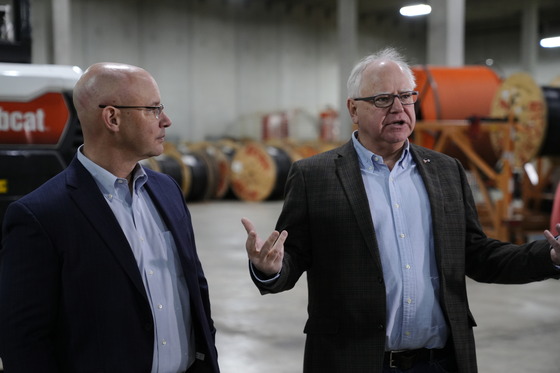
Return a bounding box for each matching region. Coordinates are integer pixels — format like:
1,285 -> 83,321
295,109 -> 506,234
189,200 -> 560,373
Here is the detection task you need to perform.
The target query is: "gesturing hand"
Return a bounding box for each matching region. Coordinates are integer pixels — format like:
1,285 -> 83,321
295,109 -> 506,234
544,223 -> 560,265
241,217 -> 287,276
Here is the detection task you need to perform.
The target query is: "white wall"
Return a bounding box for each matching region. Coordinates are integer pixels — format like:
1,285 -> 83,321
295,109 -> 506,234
466,26 -> 560,84
29,0 -> 560,142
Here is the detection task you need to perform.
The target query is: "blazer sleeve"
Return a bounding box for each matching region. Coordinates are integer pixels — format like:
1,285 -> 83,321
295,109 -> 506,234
0,200 -> 61,372
251,161 -> 312,294
450,157 -> 560,283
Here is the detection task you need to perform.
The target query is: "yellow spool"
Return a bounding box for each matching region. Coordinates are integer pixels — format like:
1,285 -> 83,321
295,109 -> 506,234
490,72 -> 547,166
229,141 -> 292,201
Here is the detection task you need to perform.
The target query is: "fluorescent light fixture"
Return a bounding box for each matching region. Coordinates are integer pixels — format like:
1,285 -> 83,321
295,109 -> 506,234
524,162 -> 539,186
540,36 -> 560,48
1,70 -> 20,77
400,4 -> 432,17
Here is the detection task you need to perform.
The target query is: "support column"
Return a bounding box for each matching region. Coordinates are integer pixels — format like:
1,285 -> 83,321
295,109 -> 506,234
337,0 -> 358,138
427,0 -> 465,66
520,1 -> 539,75
51,0 -> 72,64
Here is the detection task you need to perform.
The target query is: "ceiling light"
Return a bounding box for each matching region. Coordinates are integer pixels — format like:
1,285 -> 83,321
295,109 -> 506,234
540,36 -> 560,48
400,4 -> 432,17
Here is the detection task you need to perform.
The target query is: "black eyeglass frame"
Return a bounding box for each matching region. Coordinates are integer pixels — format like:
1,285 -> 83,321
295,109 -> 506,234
353,91 -> 419,108
98,104 -> 165,118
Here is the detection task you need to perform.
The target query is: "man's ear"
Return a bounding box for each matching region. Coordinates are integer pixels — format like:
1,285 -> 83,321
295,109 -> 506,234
347,98 -> 358,123
100,106 -> 120,132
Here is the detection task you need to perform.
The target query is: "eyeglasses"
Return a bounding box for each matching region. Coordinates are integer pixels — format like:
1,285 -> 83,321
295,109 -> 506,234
98,104 -> 165,119
353,91 -> 418,108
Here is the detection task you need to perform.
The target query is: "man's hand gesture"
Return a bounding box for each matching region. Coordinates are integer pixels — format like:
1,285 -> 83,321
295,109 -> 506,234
544,223 -> 560,265
241,217 -> 287,276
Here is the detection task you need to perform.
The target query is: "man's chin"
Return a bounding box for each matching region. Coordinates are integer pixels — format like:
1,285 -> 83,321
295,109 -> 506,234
146,148 -> 164,159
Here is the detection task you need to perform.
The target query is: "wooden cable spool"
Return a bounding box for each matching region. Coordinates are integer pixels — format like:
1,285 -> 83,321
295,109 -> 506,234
214,138 -> 244,199
264,139 -> 302,162
171,143 -> 219,202
489,72 -> 548,166
140,139 -> 336,202
183,142 -> 231,200
141,143 -> 191,198
216,138 -> 243,161
412,65 -> 503,167
139,157 -> 161,172
265,138 -> 341,161
293,143 -> 320,159
229,141 -> 293,201
143,141 -> 233,201
413,65 -> 502,121
488,73 -> 560,239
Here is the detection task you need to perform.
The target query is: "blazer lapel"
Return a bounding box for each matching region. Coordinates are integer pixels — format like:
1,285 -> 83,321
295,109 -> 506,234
410,146 -> 444,215
65,158 -> 148,301
334,141 -> 384,270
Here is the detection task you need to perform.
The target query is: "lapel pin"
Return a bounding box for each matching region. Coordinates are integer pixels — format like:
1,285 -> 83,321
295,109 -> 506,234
423,158 -> 431,163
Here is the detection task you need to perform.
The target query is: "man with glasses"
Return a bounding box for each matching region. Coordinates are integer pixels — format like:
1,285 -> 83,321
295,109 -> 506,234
0,62 -> 220,373
241,48 -> 560,373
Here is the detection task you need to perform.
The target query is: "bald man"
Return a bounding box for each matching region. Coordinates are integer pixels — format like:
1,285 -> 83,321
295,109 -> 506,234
0,63 -> 220,373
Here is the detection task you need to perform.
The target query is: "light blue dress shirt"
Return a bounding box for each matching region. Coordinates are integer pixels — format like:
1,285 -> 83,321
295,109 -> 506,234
352,132 -> 448,350
77,147 -> 194,373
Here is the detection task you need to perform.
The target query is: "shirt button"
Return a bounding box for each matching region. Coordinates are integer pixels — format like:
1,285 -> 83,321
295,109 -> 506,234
400,233 -> 405,238
394,203 -> 400,208
162,340 -> 167,345
407,298 -> 412,304
374,157 -> 379,162
157,304 -> 163,309
405,331 -> 411,336
148,270 -> 154,275
405,264 -> 411,270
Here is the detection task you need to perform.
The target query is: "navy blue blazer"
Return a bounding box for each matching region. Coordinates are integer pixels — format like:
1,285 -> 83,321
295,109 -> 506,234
0,156 -> 219,373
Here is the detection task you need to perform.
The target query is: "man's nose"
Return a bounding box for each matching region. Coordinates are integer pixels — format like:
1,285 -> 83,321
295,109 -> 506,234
389,96 -> 405,112
160,112 -> 172,127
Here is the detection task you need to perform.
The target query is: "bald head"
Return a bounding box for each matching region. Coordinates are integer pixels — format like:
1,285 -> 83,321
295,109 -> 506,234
73,62 -> 155,133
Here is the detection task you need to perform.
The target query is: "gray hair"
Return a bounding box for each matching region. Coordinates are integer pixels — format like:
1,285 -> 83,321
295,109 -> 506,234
346,47 -> 415,98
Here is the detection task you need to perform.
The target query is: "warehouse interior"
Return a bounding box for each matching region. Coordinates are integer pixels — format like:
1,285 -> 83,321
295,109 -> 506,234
1,0 -> 560,371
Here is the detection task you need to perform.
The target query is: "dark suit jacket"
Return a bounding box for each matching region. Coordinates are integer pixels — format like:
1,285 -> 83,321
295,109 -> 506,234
252,140 -> 558,373
0,157 -> 219,373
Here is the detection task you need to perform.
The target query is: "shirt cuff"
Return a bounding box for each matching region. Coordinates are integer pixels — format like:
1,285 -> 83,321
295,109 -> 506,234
249,261 -> 281,283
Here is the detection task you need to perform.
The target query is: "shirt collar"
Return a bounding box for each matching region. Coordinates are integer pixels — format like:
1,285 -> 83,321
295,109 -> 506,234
77,145 -> 148,194
351,130 -> 412,170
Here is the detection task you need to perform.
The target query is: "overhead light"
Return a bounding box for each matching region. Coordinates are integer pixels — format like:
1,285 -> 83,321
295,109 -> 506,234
540,36 -> 560,48
524,162 -> 539,186
1,70 -> 20,77
400,4 -> 432,17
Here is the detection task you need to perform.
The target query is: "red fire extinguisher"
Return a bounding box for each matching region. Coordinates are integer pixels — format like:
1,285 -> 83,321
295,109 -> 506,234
319,106 -> 339,142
